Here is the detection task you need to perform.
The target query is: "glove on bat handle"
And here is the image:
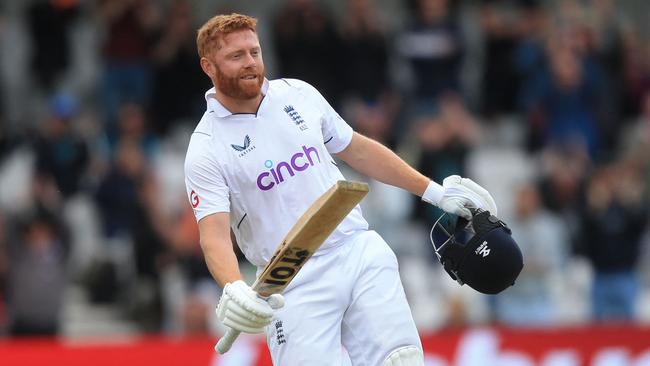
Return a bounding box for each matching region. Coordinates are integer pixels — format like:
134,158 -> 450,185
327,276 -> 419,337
215,293 -> 283,354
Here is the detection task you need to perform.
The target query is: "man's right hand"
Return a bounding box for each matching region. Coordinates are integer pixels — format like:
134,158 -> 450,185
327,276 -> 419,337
216,280 -> 285,334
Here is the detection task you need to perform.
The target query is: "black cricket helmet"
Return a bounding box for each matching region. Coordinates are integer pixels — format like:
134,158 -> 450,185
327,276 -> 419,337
429,208 -> 523,294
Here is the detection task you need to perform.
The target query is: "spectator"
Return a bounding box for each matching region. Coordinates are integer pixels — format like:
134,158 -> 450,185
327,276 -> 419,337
398,0 -> 464,108
339,0 -> 391,102
95,139 -> 147,239
622,34 -> 650,118
107,102 -> 158,160
590,0 -> 627,109
94,139 -> 166,330
538,145 -> 589,215
27,0 -> 80,91
5,212 -> 68,336
493,183 -> 570,325
621,90 -> 650,197
480,0 -> 540,118
128,168 -> 168,331
345,100 -> 398,149
522,40 -> 605,157
273,0 -> 344,104
513,2 -> 547,107
99,0 -> 161,127
338,0 -> 401,149
150,0 -> 208,136
33,93 -> 88,199
583,0 -> 627,155
578,164 -> 648,321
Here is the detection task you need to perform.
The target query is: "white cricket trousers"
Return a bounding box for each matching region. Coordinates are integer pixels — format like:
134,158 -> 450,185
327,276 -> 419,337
265,230 -> 422,365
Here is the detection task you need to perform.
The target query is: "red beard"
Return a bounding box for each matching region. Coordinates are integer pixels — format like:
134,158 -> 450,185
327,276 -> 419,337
215,64 -> 264,100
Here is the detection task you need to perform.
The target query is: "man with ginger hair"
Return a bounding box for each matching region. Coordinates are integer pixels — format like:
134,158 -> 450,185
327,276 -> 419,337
185,13 -> 497,365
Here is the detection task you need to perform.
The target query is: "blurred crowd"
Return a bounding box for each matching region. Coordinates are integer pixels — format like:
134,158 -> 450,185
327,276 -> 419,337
0,0 -> 649,339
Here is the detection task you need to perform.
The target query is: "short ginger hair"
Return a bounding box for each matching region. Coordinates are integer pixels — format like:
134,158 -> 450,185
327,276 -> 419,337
196,13 -> 258,58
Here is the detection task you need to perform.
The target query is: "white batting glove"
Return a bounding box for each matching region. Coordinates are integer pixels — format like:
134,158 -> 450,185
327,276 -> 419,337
216,280 -> 285,334
422,175 -> 498,219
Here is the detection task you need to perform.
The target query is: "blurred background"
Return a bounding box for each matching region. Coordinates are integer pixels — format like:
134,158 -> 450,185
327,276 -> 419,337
0,0 -> 650,364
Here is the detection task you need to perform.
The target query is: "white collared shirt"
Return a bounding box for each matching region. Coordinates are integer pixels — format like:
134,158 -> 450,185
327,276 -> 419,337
184,78 -> 368,267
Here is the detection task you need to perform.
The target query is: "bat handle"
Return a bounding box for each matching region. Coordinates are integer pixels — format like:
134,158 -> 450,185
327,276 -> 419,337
215,328 -> 241,354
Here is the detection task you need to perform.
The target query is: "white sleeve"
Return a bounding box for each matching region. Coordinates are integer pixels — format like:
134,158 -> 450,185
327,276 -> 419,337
320,102 -> 354,154
296,80 -> 353,154
184,143 -> 230,222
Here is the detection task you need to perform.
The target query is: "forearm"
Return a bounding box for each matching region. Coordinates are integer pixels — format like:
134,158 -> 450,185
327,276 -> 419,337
336,133 -> 430,197
201,239 -> 243,287
198,213 -> 243,287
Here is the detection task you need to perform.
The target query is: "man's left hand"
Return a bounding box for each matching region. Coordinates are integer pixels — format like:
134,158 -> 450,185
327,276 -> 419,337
423,175 -> 498,219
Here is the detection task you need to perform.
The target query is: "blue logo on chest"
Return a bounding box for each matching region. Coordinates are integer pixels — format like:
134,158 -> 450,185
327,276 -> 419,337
284,105 -> 308,131
231,135 -> 256,157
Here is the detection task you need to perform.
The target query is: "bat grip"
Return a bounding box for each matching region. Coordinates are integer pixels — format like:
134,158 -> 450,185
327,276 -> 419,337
215,328 -> 241,354
215,292 -> 270,354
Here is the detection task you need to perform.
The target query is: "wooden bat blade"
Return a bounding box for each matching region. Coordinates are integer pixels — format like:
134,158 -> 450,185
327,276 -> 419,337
215,180 -> 369,354
253,180 -> 369,296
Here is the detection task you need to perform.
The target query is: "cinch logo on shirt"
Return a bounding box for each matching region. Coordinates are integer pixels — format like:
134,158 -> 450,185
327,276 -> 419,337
256,145 -> 321,191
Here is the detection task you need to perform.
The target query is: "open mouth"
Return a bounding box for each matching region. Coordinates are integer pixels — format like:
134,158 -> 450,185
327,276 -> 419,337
240,75 -> 257,80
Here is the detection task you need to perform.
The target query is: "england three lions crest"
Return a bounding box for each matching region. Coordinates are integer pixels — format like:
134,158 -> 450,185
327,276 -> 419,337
284,105 -> 308,131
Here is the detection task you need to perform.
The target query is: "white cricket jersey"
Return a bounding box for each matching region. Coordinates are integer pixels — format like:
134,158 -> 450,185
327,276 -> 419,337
184,78 -> 369,267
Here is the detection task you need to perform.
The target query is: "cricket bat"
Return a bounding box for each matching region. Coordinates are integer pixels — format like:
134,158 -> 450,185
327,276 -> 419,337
215,180 -> 370,354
